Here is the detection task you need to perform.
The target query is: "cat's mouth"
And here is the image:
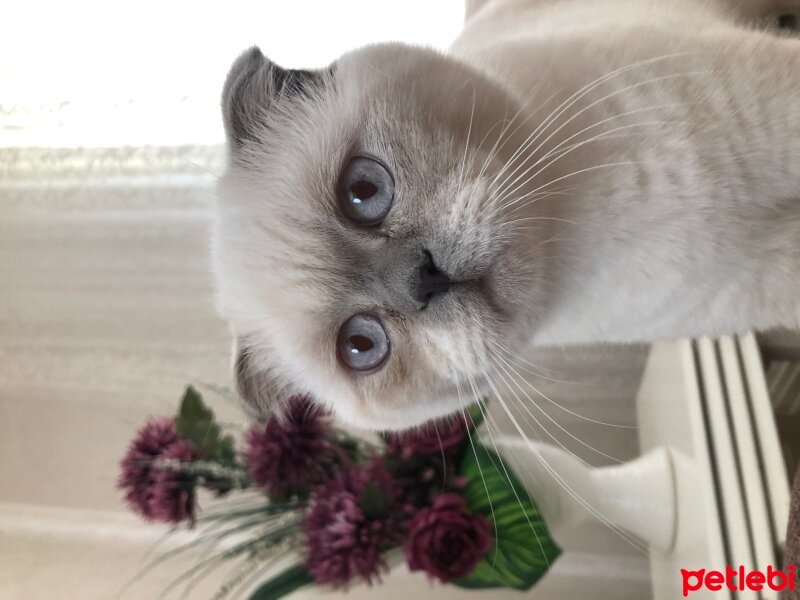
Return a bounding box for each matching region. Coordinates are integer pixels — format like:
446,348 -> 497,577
478,269 -> 503,314
431,267 -> 509,322
476,260 -> 517,321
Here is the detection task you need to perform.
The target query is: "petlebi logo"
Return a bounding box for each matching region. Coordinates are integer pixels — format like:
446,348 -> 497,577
681,565 -> 797,596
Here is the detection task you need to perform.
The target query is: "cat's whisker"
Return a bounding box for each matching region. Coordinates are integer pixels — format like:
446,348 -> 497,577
494,100 -> 689,202
475,352 -> 643,551
493,69 -> 710,198
458,82 -> 478,188
178,155 -> 224,181
501,132 -> 654,215
499,216 -> 578,235
507,160 -> 641,204
538,101 -> 686,157
483,347 -> 625,464
494,184 -> 574,206
485,185 -> 576,227
474,111 -> 527,180
454,377 -> 501,556
490,343 -> 636,435
478,349 -> 647,552
492,159 -> 638,234
497,96 -> 696,211
464,361 -> 553,566
481,88 -> 564,187
432,420 -> 449,492
499,120 -> 672,209
496,118 -> 688,211
473,82 -> 556,183
487,339 -> 583,384
467,358 -> 560,565
487,52 -> 693,194
473,116 -> 518,182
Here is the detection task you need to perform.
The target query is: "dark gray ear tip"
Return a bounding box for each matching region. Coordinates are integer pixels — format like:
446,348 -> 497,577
222,45 -> 326,150
237,45 -> 265,66
223,46 -> 267,99
244,45 -> 264,61
238,46 -> 267,72
222,46 -> 272,147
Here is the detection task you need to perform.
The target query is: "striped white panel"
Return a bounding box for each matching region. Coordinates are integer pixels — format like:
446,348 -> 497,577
740,334 -> 791,553
697,338 -> 758,600
719,336 -> 778,598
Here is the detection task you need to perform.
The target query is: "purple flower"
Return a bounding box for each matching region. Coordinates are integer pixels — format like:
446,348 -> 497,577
150,440 -> 199,524
386,415 -> 470,460
244,396 -> 331,500
118,418 -> 199,525
385,415 -> 472,509
118,418 -> 181,520
302,459 -> 401,588
404,493 -> 492,583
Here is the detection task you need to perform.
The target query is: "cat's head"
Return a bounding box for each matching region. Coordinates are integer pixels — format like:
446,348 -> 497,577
213,45 -> 547,430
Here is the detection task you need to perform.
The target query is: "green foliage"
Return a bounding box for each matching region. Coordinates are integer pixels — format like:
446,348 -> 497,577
358,483 -> 389,519
465,401 -> 486,432
247,564 -> 314,600
174,386 -> 237,465
333,435 -> 362,463
455,442 -> 561,590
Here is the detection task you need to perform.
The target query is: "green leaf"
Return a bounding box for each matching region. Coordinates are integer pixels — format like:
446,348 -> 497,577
454,442 -> 561,591
247,564 -> 314,600
174,386 -> 225,460
359,483 -> 389,519
465,400 -> 487,432
218,433 -> 237,466
334,435 -> 362,463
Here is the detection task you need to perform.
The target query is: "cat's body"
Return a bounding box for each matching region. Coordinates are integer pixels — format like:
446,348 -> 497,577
456,0 -> 800,345
213,0 -> 800,429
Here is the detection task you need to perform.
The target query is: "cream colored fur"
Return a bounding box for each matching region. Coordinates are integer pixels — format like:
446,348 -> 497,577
456,0 -> 800,347
213,0 -> 800,429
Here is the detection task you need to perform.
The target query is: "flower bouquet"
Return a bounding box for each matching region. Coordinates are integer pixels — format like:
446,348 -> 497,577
119,386 -> 561,598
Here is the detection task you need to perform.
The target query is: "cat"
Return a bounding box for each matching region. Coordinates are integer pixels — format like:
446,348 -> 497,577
212,0 -> 800,430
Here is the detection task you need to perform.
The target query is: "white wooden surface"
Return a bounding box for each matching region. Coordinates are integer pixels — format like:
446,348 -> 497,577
638,336 -> 789,599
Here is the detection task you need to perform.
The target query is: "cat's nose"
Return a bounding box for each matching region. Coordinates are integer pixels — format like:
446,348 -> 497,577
415,251 -> 454,306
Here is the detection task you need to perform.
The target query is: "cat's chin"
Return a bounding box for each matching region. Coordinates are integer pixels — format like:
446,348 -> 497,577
330,375 -> 493,432
336,409 -> 457,432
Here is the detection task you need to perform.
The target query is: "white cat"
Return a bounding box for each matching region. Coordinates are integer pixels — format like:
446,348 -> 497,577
213,0 -> 800,430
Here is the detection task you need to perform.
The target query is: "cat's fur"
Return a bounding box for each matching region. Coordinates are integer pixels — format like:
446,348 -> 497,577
213,0 -> 800,430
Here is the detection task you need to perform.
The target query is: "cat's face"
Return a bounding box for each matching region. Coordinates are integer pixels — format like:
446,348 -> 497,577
213,44 -> 545,430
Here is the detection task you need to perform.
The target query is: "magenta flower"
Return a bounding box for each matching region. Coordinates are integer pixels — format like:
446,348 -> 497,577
385,414 -> 470,460
302,459 -> 401,588
404,493 -> 492,582
150,439 -> 199,524
244,396 -> 331,500
118,418 -> 182,520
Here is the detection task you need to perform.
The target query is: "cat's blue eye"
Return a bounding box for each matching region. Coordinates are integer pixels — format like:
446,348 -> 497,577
337,156 -> 394,226
336,313 -> 390,373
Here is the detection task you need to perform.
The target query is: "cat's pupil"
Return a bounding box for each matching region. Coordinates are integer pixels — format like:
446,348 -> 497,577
349,334 -> 374,353
337,156 -> 394,226
350,180 -> 378,203
336,313 -> 390,372
778,14 -> 798,30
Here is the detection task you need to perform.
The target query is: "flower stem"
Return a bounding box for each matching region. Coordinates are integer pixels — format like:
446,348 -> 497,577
155,458 -> 252,489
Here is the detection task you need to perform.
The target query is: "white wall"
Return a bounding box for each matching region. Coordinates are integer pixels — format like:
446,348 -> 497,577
0,0 -> 464,147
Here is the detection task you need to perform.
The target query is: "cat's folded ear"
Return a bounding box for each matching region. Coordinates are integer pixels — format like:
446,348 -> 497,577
232,337 -> 294,420
221,46 -> 326,149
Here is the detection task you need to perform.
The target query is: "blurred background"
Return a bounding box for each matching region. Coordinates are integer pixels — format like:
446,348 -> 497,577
5,1 -> 768,598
